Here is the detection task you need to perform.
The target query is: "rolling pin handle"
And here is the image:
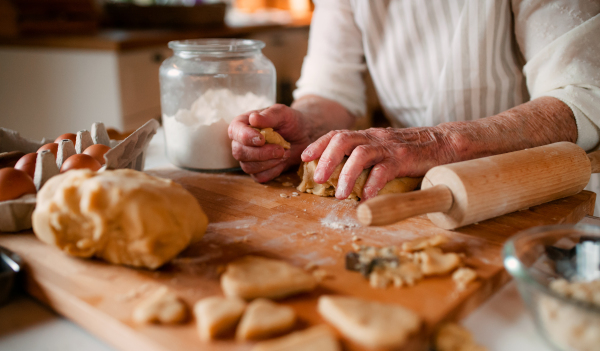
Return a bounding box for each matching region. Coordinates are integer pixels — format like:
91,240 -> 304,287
357,184 -> 454,226
588,150 -> 600,174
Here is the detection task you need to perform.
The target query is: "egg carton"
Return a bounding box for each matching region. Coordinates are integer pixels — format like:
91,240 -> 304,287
0,119 -> 160,232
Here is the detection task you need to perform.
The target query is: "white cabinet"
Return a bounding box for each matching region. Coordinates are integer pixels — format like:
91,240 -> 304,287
0,46 -> 169,140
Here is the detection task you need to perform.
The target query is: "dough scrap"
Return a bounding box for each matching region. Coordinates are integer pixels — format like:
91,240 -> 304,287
132,286 -> 187,324
435,323 -> 488,351
236,298 -> 296,340
317,295 -> 421,349
194,296 -> 246,340
417,247 -> 461,276
252,325 -> 340,351
452,268 -> 478,291
401,235 -> 449,252
297,158 -> 422,200
221,256 -> 317,300
32,169 -> 208,269
369,261 -> 423,288
255,128 -> 291,149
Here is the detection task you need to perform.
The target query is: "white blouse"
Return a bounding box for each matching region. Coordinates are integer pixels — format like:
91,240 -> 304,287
294,0 -> 600,151
293,0 -> 600,214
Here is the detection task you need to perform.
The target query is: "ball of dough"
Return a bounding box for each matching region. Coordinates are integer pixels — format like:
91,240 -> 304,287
32,169 -> 208,269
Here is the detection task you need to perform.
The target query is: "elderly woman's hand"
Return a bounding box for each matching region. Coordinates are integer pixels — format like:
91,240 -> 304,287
301,127 -> 461,200
228,104 -> 312,183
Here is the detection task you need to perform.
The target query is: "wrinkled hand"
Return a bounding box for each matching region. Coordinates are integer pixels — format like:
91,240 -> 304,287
228,104 -> 311,182
301,127 -> 459,200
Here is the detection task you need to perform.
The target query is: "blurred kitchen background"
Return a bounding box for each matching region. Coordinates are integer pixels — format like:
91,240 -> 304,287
0,0 -> 380,141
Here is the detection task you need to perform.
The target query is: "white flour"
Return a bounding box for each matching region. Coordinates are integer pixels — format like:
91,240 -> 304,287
163,89 -> 273,169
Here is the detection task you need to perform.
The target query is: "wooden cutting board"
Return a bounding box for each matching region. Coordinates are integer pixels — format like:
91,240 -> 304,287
0,167 -> 596,351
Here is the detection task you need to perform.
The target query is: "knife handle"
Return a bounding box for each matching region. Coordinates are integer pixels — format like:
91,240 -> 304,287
357,184 -> 454,226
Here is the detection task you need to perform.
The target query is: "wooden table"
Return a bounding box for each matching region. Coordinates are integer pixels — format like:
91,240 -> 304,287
0,168 -> 595,351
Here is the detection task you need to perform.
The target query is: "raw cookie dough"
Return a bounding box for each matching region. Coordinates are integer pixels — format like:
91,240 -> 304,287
32,169 -> 208,269
221,256 -> 317,300
132,286 -> 187,324
194,296 -> 247,340
252,325 -> 340,351
435,323 -> 488,351
236,298 -> 296,340
254,128 -> 290,149
297,158 -> 422,200
317,295 -> 421,349
417,247 -> 461,276
452,268 -> 478,291
401,234 -> 448,252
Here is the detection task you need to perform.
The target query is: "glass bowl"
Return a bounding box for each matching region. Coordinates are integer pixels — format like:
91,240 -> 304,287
503,224 -> 600,351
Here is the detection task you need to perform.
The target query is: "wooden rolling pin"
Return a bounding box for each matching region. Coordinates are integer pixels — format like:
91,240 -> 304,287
357,142 -> 600,229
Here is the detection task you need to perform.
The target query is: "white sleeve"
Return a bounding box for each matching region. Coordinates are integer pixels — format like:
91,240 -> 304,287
512,0 -> 600,151
292,0 -> 367,117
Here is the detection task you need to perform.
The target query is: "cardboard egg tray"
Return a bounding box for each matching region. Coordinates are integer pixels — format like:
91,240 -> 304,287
0,119 -> 160,232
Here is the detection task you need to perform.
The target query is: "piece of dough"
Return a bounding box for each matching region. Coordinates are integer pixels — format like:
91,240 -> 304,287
236,298 -> 296,340
317,295 -> 421,349
452,268 -> 478,291
401,234 -> 448,252
297,158 -> 422,200
194,296 -> 246,340
255,128 -> 290,149
435,323 -> 488,351
252,325 -> 340,351
32,169 -> 208,269
220,256 -> 317,300
132,286 -> 187,324
417,247 -> 461,276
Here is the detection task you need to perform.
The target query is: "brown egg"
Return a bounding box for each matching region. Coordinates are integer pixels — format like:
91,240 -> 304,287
54,133 -> 77,145
14,153 -> 37,179
60,154 -> 102,173
0,168 -> 36,201
83,144 -> 111,165
37,143 -> 59,159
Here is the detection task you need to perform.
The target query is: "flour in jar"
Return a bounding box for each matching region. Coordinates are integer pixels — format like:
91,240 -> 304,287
163,89 -> 273,169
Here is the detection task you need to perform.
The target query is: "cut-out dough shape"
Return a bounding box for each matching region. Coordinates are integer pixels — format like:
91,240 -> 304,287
318,295 -> 421,349
194,296 -> 246,340
252,325 -> 340,351
236,298 -> 296,340
221,256 -> 317,300
132,286 -> 187,324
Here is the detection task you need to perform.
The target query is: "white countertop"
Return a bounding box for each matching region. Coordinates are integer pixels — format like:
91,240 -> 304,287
1,128 -> 596,351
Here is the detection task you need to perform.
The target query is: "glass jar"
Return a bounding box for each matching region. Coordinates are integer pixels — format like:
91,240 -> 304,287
159,39 -> 276,170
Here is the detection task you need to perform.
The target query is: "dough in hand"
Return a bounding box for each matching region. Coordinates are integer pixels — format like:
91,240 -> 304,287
194,296 -> 246,340
317,295 -> 421,349
132,286 -> 187,324
221,256 -> 317,300
236,298 -> 296,340
252,325 -> 340,351
297,158 -> 422,200
32,169 -> 208,269
255,128 -> 291,149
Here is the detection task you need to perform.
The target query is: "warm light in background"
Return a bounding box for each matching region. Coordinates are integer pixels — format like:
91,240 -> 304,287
235,0 -> 312,15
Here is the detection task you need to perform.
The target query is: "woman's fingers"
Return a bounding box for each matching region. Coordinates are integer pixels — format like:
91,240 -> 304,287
228,112 -> 264,146
301,130 -> 339,162
232,141 -> 285,162
335,145 -> 383,199
361,159 -> 400,200
313,131 -> 370,183
240,158 -> 286,174
251,161 -> 288,183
